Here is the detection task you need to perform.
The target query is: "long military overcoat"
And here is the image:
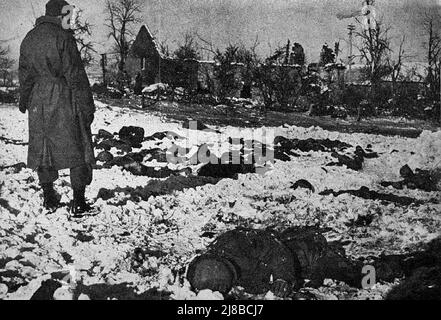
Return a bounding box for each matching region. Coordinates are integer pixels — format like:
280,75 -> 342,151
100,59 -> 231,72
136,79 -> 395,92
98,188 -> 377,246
19,15 -> 95,171
207,229 -> 300,294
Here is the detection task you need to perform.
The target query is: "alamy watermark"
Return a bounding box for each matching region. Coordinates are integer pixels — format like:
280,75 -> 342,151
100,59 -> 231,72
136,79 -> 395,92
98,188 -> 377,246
60,265 -> 78,290
361,265 -> 376,289
361,0 -> 377,30
61,5 -> 76,30
165,121 -> 276,172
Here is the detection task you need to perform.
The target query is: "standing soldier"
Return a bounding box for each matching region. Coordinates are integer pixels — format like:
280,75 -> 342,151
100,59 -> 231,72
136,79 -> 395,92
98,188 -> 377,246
134,72 -> 143,95
19,0 -> 95,216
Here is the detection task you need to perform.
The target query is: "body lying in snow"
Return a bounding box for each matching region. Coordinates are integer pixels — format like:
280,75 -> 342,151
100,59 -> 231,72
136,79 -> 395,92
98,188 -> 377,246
186,227 -> 364,297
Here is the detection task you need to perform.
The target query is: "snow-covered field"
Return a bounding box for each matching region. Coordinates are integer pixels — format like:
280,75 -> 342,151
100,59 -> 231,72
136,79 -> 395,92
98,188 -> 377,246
0,101 -> 440,300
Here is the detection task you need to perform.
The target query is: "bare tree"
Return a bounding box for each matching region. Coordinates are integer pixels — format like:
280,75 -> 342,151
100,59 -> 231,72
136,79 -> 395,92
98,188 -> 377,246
72,9 -> 96,67
355,20 -> 391,86
387,36 -> 407,101
354,19 -> 391,119
105,0 -> 143,72
159,40 -> 170,58
195,33 -> 217,60
0,45 -> 15,86
422,11 -> 441,102
174,33 -> 201,61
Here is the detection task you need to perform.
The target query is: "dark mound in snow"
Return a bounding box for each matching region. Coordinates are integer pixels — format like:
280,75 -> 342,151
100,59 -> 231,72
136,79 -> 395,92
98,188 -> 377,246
96,151 -> 114,163
386,267 -> 441,300
198,162 -> 256,179
273,137 -> 377,170
0,162 -> 27,173
291,179 -> 315,192
96,129 -> 114,140
145,131 -> 184,141
384,237 -> 441,300
381,165 -> 439,192
97,175 -> 220,204
0,136 -> 28,146
319,186 -> 430,207
95,138 -> 133,153
274,136 -> 352,153
182,120 -> 210,131
30,280 -> 62,300
119,126 -> 145,147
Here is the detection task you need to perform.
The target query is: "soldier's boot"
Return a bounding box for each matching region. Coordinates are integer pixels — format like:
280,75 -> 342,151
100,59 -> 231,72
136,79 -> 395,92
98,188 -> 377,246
70,187 -> 93,216
42,183 -> 61,211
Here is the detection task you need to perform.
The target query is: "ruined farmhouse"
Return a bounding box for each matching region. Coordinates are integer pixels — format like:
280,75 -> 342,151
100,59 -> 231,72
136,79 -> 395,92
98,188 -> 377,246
126,25 -> 220,92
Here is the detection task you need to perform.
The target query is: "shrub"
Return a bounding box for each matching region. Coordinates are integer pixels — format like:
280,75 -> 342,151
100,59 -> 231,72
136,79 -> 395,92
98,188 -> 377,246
254,64 -> 305,110
213,45 -> 244,101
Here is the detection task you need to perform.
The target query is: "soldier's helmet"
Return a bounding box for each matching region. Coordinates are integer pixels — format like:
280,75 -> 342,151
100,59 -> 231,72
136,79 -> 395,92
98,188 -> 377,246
46,0 -> 71,17
187,254 -> 238,294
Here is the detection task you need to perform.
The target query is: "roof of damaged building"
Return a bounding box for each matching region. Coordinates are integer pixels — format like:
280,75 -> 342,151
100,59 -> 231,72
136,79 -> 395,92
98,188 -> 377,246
129,25 -> 165,59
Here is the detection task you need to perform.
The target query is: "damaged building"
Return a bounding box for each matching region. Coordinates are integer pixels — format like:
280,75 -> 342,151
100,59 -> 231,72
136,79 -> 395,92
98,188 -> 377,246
126,25 -> 348,99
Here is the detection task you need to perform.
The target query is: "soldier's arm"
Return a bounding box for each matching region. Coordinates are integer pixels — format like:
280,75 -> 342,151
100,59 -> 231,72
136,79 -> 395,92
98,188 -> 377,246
60,32 -> 95,124
268,253 -> 300,295
259,237 -> 300,296
18,47 -> 35,113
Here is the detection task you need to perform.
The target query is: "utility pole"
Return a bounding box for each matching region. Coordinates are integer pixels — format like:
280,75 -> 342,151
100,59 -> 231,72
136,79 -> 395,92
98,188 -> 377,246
347,24 -> 356,72
338,1 -> 377,81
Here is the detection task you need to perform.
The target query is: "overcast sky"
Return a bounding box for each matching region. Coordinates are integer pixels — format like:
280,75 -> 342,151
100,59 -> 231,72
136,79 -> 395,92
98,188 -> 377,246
1,0 -> 440,69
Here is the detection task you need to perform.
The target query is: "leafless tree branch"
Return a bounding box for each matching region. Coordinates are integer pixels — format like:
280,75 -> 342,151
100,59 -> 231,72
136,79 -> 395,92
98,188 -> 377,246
104,0 -> 143,72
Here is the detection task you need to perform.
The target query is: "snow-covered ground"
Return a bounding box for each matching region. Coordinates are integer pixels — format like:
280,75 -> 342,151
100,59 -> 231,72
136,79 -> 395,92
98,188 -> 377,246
0,102 -> 440,300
